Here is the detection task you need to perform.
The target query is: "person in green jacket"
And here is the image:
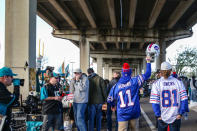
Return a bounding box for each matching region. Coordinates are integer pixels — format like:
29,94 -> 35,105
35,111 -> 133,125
87,68 -> 107,131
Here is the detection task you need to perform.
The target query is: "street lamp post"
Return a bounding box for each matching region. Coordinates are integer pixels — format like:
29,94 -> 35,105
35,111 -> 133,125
70,61 -> 75,77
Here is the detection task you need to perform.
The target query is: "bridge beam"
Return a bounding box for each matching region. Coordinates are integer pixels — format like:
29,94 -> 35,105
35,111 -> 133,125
139,42 -> 144,50
107,0 -> 116,28
187,11 -> 197,29
148,0 -> 166,28
129,0 -> 137,28
48,0 -> 77,29
168,0 -> 194,29
37,4 -> 58,29
101,42 -> 107,50
90,43 -> 95,50
52,29 -> 192,43
78,0 -> 97,28
115,42 -> 120,49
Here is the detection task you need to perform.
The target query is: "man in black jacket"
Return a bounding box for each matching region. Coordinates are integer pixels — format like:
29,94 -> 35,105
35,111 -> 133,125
0,67 -> 20,131
87,68 -> 107,131
107,71 -> 121,131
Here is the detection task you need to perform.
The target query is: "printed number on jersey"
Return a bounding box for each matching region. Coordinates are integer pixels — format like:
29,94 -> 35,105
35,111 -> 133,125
119,89 -> 134,108
162,90 -> 178,107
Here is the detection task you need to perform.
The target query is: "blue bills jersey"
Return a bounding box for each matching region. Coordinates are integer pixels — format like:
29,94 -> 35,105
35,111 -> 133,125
107,63 -> 151,121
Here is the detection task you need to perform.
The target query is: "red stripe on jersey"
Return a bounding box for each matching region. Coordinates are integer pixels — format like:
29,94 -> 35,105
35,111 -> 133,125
151,93 -> 160,96
150,100 -> 160,102
179,90 -> 186,93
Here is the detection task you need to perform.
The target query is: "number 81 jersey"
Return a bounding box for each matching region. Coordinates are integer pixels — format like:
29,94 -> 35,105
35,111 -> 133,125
150,76 -> 188,124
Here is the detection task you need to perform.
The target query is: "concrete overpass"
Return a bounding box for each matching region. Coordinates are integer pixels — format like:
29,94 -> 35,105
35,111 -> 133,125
4,0 -> 197,98
36,0 -> 196,77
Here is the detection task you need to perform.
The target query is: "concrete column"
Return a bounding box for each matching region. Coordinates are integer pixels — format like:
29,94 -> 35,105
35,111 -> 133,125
137,64 -> 140,74
142,58 -> 146,74
140,60 -> 143,74
5,0 -> 37,99
104,64 -> 109,80
109,67 -> 113,80
97,57 -> 103,77
79,36 -> 90,73
133,68 -> 136,76
156,39 -> 166,69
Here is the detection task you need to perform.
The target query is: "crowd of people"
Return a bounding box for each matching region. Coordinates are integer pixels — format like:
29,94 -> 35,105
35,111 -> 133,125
0,55 -> 191,131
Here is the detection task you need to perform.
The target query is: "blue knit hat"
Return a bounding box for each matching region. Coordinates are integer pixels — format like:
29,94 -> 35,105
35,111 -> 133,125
119,63 -> 132,83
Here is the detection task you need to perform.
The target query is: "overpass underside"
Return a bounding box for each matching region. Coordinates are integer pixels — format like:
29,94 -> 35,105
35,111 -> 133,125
36,0 -> 197,79
4,0 -> 197,98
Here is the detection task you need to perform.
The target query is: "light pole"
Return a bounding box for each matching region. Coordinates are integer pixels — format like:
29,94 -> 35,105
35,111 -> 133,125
70,61 -> 75,77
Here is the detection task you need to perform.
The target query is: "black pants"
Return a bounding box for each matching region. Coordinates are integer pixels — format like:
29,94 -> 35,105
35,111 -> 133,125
42,113 -> 64,131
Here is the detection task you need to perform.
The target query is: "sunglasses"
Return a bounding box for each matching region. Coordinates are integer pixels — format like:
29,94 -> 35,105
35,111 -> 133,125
6,76 -> 13,78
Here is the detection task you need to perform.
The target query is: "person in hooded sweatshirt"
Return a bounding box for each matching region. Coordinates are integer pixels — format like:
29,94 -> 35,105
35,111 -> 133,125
107,56 -> 151,131
70,68 -> 89,131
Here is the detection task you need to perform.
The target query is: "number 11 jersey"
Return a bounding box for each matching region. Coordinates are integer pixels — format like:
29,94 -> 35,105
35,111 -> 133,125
107,63 -> 151,121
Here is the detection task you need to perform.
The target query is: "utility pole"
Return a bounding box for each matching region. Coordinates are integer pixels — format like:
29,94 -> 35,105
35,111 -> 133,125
70,61 -> 75,77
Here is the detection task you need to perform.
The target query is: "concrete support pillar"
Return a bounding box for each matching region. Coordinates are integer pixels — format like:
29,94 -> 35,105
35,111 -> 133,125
97,57 -> 103,77
109,67 -> 113,80
156,39 -> 166,69
79,36 -> 90,73
133,68 -> 137,76
104,64 -> 109,80
5,0 -> 37,99
139,60 -> 143,74
137,64 -> 140,74
142,58 -> 146,74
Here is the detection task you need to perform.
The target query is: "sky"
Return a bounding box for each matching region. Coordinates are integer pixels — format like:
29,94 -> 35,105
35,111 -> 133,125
0,0 -> 197,72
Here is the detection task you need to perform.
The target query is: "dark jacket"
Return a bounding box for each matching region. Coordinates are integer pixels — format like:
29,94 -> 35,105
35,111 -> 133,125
0,82 -> 19,131
107,77 -> 120,95
88,73 -> 107,104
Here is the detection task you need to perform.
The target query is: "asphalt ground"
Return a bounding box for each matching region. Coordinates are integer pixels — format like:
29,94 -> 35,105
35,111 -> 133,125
67,97 -> 197,131
140,97 -> 197,131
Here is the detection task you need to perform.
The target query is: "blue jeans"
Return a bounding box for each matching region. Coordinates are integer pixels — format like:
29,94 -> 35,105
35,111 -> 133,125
88,104 -> 102,131
107,104 -> 118,131
73,103 -> 87,131
158,119 -> 181,131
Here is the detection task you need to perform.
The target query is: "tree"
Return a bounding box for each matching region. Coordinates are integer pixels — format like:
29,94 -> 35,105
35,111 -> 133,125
172,47 -> 197,75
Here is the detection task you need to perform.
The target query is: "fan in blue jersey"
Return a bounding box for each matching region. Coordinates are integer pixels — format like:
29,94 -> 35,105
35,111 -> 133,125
107,56 -> 151,131
150,62 -> 189,131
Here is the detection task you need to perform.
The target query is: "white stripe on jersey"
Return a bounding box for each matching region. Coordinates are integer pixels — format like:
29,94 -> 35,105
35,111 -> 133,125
150,76 -> 188,124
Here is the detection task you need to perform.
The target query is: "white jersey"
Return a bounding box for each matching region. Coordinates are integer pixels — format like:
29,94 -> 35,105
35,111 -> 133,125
150,76 -> 188,124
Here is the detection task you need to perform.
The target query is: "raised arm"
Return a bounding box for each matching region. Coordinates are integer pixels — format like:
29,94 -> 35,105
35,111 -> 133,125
137,56 -> 151,87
